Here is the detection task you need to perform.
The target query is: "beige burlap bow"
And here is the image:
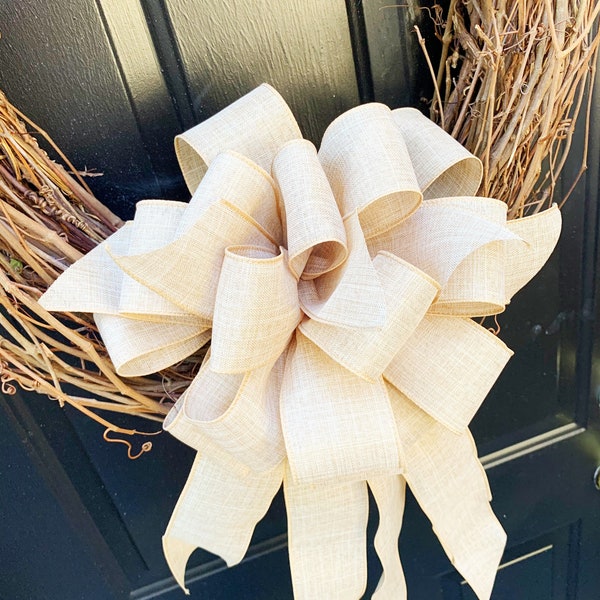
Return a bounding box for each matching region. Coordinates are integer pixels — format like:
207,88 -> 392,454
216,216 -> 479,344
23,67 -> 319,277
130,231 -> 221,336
40,84 -> 561,599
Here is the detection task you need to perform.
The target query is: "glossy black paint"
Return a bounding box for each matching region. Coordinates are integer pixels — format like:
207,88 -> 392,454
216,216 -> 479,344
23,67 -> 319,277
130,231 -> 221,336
0,1 -> 598,598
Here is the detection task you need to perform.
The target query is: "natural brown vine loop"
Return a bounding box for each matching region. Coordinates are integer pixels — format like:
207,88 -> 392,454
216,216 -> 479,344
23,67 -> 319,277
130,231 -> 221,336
102,428 -> 160,460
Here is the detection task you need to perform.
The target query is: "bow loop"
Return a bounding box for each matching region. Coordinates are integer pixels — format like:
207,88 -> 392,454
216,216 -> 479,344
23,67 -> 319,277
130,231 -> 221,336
210,246 -> 301,373
318,103 -> 422,238
175,83 -> 302,193
300,252 -> 439,382
384,316 -> 513,432
176,151 -> 283,244
391,107 -> 483,198
115,200 -> 193,322
298,211 -> 387,328
94,313 -> 210,377
39,220 -> 132,316
272,139 -> 347,280
164,351 -> 286,472
504,204 -> 562,301
367,197 -> 523,316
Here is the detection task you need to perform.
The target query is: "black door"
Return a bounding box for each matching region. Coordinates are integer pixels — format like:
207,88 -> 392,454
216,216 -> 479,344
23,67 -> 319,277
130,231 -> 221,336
0,1 -> 599,598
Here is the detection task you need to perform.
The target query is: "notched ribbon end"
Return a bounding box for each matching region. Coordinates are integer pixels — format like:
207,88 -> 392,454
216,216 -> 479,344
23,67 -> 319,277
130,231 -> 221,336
162,534 -> 195,595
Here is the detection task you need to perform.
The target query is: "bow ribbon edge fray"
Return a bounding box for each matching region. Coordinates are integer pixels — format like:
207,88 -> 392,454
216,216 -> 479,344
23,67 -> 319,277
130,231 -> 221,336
39,83 -> 561,600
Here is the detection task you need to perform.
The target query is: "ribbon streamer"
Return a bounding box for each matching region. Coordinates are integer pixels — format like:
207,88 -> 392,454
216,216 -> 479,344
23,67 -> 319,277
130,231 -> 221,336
40,84 -> 561,599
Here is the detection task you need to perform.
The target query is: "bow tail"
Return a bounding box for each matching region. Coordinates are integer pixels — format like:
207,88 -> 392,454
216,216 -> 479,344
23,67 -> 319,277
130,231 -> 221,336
368,475 -> 407,600
163,454 -> 284,594
284,463 -> 369,599
388,385 -> 505,600
281,331 -> 401,484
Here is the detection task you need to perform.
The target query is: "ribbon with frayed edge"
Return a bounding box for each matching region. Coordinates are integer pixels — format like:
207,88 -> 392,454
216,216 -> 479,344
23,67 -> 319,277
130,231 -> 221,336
40,84 -> 561,600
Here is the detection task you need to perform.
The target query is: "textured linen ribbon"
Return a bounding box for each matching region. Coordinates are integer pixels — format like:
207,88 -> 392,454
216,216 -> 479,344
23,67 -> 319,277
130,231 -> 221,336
40,84 -> 561,599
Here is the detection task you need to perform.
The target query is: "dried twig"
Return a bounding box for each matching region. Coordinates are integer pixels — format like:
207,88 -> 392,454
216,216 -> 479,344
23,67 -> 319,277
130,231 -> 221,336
0,91 -> 204,441
420,0 -> 600,217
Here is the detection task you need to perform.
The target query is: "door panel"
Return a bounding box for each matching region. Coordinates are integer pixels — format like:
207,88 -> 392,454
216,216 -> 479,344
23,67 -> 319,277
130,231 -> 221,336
0,394 -> 129,600
158,0 -> 360,142
0,0 -> 185,218
0,1 -> 599,598
362,1 -> 431,108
